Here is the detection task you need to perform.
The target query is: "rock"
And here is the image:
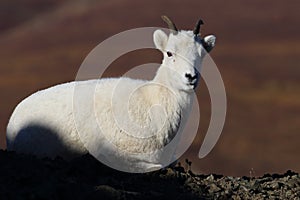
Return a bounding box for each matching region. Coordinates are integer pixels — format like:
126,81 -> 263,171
206,174 -> 214,182
208,183 -> 221,193
270,182 -> 279,189
94,185 -> 122,200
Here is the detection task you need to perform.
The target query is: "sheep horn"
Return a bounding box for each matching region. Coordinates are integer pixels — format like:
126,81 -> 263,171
161,15 -> 178,34
193,19 -> 204,35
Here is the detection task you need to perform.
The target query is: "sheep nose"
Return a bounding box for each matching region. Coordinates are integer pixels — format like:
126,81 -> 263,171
185,73 -> 198,82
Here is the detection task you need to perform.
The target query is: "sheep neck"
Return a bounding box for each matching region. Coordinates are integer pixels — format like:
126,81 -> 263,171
146,68 -> 194,145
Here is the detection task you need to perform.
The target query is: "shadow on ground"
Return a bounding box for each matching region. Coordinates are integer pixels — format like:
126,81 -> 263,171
0,150 -> 299,199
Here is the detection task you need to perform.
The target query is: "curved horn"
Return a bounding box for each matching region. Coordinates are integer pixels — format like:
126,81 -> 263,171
161,15 -> 178,34
193,19 -> 204,35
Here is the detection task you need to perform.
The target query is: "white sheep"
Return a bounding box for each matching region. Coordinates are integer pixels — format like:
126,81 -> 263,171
6,16 -> 216,172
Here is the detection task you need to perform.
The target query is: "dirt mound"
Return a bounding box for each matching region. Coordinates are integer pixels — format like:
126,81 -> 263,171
0,150 -> 299,199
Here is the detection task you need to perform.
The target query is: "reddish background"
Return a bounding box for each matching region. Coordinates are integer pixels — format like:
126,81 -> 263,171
0,0 -> 299,176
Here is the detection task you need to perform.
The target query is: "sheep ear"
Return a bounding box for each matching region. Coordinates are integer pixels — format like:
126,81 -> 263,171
202,35 -> 216,53
153,29 -> 168,52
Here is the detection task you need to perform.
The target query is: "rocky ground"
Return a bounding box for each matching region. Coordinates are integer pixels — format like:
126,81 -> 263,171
0,150 -> 299,200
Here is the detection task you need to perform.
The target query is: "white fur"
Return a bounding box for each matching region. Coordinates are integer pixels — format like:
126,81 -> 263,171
7,27 -> 216,170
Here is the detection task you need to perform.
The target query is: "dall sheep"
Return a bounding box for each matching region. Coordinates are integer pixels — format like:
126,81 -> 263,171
6,16 -> 216,172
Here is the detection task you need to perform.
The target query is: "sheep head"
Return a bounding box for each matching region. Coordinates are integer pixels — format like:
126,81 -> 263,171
153,16 -> 216,92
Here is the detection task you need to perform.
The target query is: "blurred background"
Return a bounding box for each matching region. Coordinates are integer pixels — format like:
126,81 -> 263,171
0,0 -> 299,176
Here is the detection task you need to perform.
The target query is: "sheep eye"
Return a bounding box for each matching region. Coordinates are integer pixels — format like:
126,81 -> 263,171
167,51 -> 173,57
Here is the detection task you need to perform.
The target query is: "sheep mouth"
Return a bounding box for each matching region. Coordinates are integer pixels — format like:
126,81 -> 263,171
188,82 -> 198,89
